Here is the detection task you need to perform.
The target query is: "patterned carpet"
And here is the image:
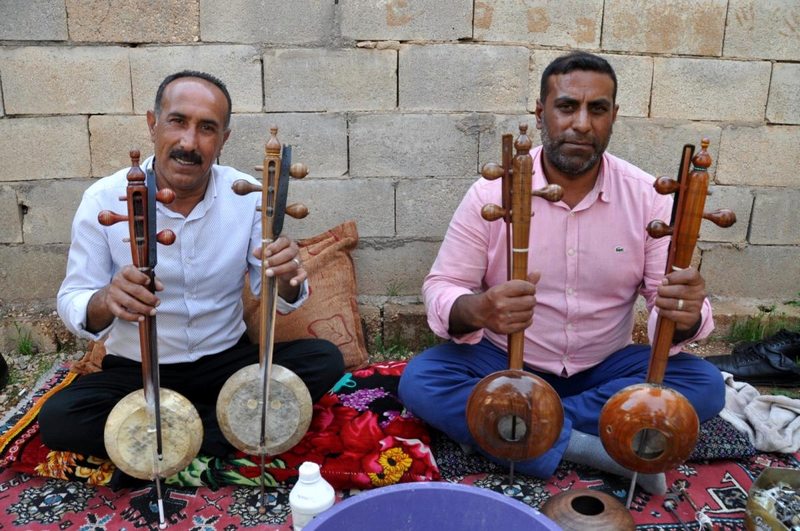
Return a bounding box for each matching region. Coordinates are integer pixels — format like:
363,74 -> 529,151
1,363 -> 798,530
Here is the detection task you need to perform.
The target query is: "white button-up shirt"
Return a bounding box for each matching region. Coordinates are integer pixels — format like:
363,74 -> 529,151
58,156 -> 307,364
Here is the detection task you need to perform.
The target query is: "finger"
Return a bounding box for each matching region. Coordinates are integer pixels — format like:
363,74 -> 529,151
528,271 -> 541,285
263,235 -> 292,258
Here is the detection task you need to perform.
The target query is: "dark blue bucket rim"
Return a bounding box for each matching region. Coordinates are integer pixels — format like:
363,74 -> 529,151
303,481 -> 562,531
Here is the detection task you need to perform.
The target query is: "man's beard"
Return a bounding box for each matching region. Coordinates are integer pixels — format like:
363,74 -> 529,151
539,120 -> 609,176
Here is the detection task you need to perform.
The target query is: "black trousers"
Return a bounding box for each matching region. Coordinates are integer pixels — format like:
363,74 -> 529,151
39,336 -> 344,458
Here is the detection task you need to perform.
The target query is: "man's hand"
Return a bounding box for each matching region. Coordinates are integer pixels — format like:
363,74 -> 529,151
656,266 -> 705,335
449,272 -> 541,336
86,265 -> 163,333
254,235 -> 306,303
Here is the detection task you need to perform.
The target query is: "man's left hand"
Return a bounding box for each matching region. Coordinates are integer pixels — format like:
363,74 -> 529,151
656,266 -> 705,333
254,235 -> 306,302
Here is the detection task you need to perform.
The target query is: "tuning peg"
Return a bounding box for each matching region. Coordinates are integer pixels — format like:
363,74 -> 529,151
232,179 -> 262,196
654,176 -> 680,195
98,210 -> 128,226
646,219 -> 673,238
692,138 -> 712,170
703,209 -> 736,228
532,184 -> 563,203
285,203 -> 309,219
156,189 -> 175,205
289,163 -> 308,179
481,162 -> 505,180
156,229 -> 176,246
481,203 -> 506,222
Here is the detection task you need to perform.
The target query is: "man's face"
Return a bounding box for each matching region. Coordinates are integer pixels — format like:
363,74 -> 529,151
146,77 -> 230,196
535,70 -> 618,178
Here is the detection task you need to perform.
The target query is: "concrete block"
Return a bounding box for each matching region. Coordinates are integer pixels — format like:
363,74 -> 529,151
699,185 -> 751,244
130,46 -> 262,114
717,125 -> 800,187
399,44 -> 528,112
0,116 -> 90,182
396,178 -> 476,238
354,240 -> 441,296
767,63 -> 800,125
0,0 -> 67,41
222,114 -> 348,179
603,0 -> 726,56
281,179 -> 395,239
725,0 -> 800,60
349,113 -> 479,178
479,114 -> 540,171
200,0 -> 334,44
89,115 -> 153,178
66,0 -> 199,42
0,47 -> 131,115
474,0 -> 602,48
608,118 -> 722,181
264,48 -> 396,112
383,302 -> 436,353
749,188 -> 800,245
358,303 -> 382,355
651,58 -> 771,121
529,51 -> 652,118
0,244 -> 69,302
17,179 -> 91,245
341,0 -> 472,41
701,244 -> 800,299
0,185 -> 22,243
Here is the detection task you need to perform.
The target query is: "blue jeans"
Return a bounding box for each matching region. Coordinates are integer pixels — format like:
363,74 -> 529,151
398,338 -> 725,478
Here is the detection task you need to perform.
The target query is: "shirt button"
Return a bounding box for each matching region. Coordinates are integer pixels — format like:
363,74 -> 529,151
567,323 -> 574,330
567,287 -> 574,296
567,248 -> 575,256
569,211 -> 575,217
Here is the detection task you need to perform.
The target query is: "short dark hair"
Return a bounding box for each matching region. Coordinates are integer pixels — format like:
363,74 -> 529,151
540,52 -> 617,104
153,70 -> 232,128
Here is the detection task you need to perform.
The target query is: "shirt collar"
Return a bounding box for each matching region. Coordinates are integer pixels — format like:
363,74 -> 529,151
143,156 -> 218,220
531,146 -> 612,210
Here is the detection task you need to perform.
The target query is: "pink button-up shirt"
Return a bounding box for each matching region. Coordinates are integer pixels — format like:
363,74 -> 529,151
423,146 -> 713,376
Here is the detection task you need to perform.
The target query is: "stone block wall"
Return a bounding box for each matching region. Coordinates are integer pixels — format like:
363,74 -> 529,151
1,0 -> 798,349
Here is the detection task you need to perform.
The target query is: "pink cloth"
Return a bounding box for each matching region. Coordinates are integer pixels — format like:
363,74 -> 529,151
423,146 -> 713,376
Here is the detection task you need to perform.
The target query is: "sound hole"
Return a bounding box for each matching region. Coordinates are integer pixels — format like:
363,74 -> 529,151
631,428 -> 667,460
497,415 -> 527,442
570,495 -> 605,516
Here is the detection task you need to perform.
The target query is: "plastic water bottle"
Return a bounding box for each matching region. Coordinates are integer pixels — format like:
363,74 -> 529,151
289,461 -> 335,530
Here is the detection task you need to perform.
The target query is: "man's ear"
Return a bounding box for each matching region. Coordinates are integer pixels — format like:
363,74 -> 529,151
612,103 -> 619,124
218,128 -> 231,158
146,110 -> 157,143
534,99 -> 544,129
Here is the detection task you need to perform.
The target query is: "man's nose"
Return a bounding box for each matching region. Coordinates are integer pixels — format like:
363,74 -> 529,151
571,108 -> 591,133
179,127 -> 198,150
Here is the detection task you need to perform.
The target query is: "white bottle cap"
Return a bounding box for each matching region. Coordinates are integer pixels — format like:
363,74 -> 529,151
298,461 -> 322,483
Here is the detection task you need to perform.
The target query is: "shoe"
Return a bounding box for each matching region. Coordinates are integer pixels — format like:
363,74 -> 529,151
0,354 -> 7,390
706,329 -> 800,387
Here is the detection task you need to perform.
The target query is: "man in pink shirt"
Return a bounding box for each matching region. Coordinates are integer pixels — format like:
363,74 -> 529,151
398,52 -> 724,495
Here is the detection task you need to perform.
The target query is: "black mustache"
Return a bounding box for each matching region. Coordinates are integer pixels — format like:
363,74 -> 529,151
169,149 -> 202,164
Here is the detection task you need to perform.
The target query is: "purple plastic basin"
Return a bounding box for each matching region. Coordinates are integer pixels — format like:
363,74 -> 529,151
303,482 -> 562,531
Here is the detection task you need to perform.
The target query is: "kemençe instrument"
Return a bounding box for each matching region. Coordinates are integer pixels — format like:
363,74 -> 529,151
215,126 -> 312,510
465,124 -> 564,475
598,139 -> 736,475
100,150 -> 203,527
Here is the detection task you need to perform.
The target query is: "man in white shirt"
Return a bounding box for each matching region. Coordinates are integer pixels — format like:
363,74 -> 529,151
41,71 -> 344,462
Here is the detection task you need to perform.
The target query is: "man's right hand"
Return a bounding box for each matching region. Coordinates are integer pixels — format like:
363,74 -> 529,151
448,272 -> 540,336
86,265 -> 163,333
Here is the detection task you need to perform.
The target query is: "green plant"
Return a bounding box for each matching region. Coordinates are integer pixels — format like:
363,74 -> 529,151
785,292 -> 800,307
13,323 -> 37,356
725,306 -> 800,343
385,279 -> 405,297
371,334 -> 413,362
